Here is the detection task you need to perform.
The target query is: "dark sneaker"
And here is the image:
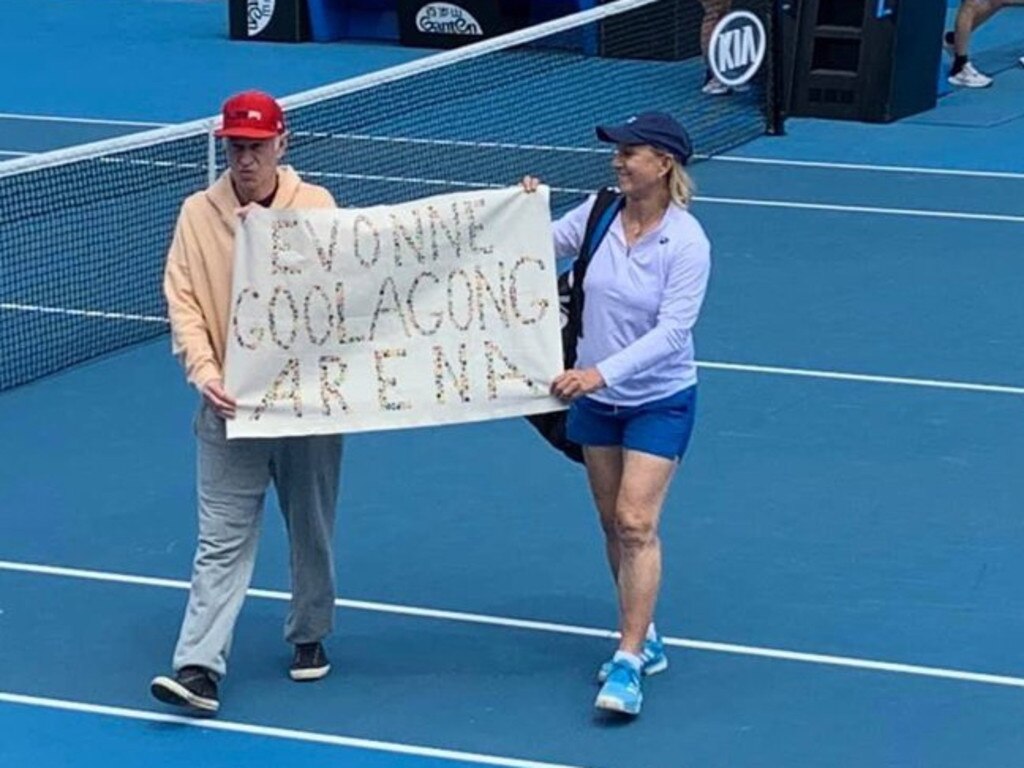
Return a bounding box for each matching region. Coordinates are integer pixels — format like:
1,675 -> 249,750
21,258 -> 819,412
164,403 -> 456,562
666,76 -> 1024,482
290,642 -> 331,681
150,666 -> 219,714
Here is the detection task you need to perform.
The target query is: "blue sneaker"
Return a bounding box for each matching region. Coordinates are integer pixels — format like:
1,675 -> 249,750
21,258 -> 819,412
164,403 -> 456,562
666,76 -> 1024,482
597,635 -> 668,683
594,660 -> 643,715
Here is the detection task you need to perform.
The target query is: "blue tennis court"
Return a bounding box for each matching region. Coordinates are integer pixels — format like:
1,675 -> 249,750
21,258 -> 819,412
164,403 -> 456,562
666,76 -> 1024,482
2,1 -> 1024,767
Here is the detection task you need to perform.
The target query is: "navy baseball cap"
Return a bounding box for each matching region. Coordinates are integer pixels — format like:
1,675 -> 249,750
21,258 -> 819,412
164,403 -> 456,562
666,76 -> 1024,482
596,112 -> 693,165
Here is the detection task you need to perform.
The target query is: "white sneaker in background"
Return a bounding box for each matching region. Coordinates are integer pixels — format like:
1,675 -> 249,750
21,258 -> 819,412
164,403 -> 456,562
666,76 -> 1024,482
1018,55 -> 1024,67
701,77 -> 730,96
948,61 -> 993,88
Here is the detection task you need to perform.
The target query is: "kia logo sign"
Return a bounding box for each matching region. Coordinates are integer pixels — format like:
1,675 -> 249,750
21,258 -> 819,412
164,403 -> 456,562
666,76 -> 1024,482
708,10 -> 767,88
247,0 -> 275,36
416,2 -> 483,35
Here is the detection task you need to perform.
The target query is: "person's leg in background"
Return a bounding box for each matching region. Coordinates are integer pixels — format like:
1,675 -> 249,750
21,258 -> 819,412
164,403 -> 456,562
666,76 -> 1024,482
947,0 -> 1006,87
700,0 -> 733,95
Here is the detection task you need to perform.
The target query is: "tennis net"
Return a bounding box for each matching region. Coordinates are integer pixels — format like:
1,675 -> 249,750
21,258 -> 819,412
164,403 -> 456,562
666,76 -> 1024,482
0,0 -> 783,391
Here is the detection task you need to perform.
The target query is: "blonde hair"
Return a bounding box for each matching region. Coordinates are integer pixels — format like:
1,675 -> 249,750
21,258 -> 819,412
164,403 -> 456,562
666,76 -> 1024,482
648,148 -> 694,206
667,158 -> 695,207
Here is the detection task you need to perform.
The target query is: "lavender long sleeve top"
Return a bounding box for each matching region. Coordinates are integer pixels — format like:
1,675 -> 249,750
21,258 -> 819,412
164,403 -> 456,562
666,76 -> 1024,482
552,195 -> 712,407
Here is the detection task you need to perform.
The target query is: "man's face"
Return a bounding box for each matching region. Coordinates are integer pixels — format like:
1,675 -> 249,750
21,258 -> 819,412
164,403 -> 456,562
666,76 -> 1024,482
225,135 -> 285,201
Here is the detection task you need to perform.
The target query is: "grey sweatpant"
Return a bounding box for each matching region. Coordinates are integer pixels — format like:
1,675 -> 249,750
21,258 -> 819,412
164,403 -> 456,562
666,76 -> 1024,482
172,403 -> 343,678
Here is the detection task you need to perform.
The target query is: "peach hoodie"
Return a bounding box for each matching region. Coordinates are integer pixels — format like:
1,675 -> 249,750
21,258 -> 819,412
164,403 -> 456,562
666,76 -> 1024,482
163,166 -> 335,390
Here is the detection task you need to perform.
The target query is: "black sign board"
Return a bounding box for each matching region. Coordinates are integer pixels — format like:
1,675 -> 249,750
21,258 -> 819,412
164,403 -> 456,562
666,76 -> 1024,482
229,0 -> 309,43
398,0 -> 509,48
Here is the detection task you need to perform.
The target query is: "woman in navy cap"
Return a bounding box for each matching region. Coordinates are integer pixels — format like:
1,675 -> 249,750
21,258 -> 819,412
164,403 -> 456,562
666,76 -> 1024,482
522,112 -> 710,717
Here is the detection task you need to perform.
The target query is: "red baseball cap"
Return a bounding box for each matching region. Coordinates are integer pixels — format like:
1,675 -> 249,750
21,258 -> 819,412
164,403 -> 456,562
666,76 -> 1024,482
214,90 -> 286,139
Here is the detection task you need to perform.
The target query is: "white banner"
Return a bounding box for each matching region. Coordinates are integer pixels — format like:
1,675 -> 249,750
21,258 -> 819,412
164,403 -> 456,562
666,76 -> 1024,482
225,186 -> 566,438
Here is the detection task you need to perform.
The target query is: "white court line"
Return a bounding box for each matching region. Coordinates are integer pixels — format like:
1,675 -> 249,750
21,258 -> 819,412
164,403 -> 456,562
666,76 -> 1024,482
296,130 -> 610,155
706,154 -> 1024,180
0,303 -> 168,324
0,111 -> 169,128
698,195 -> 1024,224
0,149 -> 30,157
698,361 -> 1024,396
3,303 -> 1023,396
302,170 -> 1024,223
2,150 -> 1018,222
3,114 -> 1023,181
284,128 -> 1024,181
0,692 -> 580,768
303,169 -> 503,190
3,559 -> 1024,690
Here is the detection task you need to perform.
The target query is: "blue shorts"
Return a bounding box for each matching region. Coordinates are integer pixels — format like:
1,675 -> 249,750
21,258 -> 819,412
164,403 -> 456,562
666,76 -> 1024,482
566,386 -> 697,461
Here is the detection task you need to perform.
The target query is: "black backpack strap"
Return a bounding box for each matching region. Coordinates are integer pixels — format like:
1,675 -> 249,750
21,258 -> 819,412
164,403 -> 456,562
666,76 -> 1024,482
565,188 -> 623,364
525,188 -> 622,466
578,187 -> 623,271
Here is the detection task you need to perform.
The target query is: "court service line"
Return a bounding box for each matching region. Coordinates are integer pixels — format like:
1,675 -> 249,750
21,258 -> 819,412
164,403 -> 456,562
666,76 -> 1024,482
297,130 -> 610,155
697,195 -> 1024,224
698,361 -> 1024,396
287,128 -> 1024,181
0,692 -> 581,768
0,303 -> 169,324
3,559 -> 1024,690
0,111 -> 169,128
2,114 -> 1022,181
303,171 -> 1024,223
707,154 -> 1024,180
2,303 -> 1022,395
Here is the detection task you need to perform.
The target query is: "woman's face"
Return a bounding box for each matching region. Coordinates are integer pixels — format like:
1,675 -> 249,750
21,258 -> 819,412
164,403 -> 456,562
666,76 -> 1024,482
611,144 -> 672,197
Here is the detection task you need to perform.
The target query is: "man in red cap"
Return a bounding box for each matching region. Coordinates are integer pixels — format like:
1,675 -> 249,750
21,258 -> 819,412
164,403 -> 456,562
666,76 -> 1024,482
152,91 -> 343,715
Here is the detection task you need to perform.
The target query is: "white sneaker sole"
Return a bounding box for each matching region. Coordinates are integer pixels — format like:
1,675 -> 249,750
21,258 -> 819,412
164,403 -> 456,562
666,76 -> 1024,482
289,663 -> 331,682
948,75 -> 992,88
595,693 -> 642,716
150,676 -> 219,713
